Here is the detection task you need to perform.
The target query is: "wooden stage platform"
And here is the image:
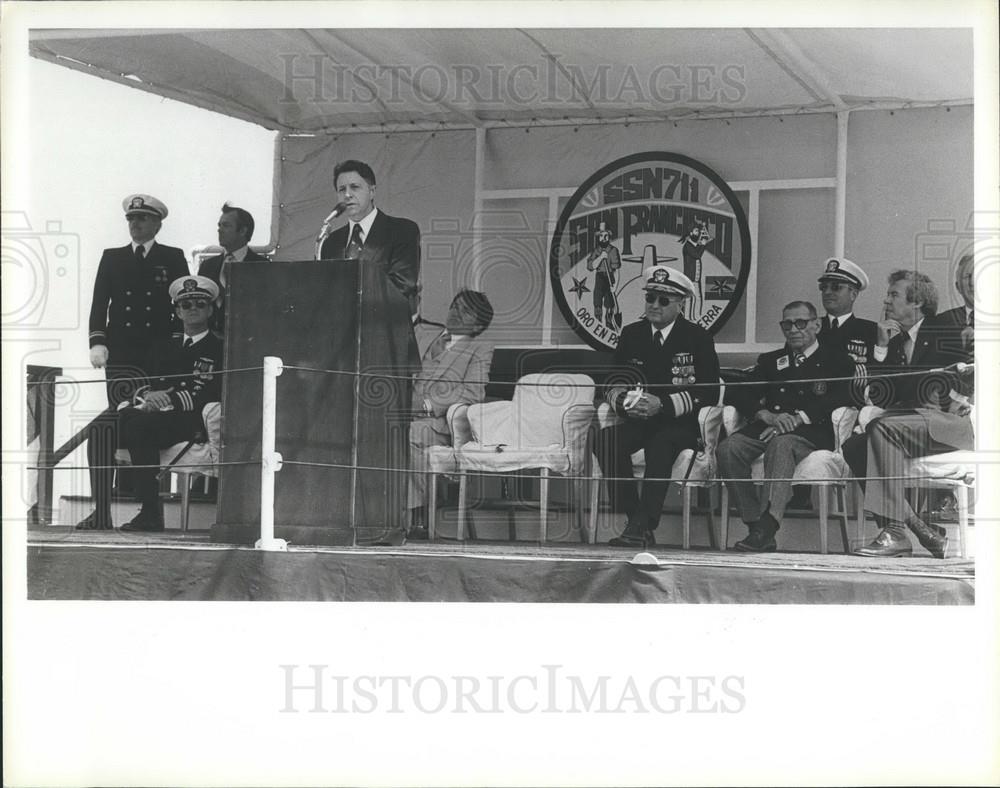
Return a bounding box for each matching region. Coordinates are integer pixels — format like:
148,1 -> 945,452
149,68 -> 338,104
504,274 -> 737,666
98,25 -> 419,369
27,526 -> 975,604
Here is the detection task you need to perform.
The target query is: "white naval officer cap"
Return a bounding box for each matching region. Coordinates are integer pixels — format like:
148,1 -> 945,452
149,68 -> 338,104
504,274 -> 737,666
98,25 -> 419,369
169,275 -> 219,303
123,194 -> 169,220
642,265 -> 695,298
818,257 -> 869,291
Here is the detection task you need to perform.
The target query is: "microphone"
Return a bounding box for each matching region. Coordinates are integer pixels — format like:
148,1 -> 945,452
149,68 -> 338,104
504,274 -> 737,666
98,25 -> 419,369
322,202 -> 348,225
315,202 -> 348,259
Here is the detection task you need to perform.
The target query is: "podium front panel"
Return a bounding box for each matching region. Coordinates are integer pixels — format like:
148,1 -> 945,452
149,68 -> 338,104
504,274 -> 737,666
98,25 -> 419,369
214,260 -> 361,545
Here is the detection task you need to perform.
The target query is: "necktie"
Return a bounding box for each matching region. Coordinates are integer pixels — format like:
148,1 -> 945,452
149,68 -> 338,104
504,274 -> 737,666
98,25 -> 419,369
221,252 -> 235,288
901,334 -> 912,365
183,336 -> 193,349
135,245 -> 146,261
345,224 -> 364,259
653,330 -> 663,348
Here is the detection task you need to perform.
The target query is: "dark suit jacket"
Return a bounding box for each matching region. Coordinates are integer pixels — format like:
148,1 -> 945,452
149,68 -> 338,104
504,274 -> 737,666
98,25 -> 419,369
88,242 -> 189,362
320,210 -> 421,317
869,317 -> 973,448
737,342 -> 855,450
605,316 -> 720,430
198,249 -> 271,334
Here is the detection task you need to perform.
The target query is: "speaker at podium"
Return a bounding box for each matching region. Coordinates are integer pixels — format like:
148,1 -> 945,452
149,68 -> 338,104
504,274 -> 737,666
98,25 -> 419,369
212,258 -> 416,546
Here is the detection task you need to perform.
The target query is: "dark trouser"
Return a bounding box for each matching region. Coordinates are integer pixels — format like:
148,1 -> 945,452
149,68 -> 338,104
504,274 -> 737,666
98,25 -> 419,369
842,431 -> 869,491
104,357 -> 148,408
85,410 -> 120,519
864,412 -> 958,526
118,408 -> 204,509
597,417 -> 698,532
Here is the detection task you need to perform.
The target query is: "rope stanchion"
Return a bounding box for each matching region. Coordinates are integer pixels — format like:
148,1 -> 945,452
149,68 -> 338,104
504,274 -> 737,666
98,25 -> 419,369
256,356 -> 287,551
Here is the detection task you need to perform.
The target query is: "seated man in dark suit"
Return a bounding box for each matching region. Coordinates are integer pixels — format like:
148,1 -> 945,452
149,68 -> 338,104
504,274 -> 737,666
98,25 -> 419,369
844,268 -> 973,558
76,276 -> 224,532
597,264 -> 720,549
718,301 -> 855,551
398,289 -> 495,544
198,203 -> 270,335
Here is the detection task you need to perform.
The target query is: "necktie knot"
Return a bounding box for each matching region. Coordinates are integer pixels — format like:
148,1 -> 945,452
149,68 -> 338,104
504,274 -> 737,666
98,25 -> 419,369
653,330 -> 664,348
794,352 -> 806,366
224,252 -> 236,263
183,336 -> 193,349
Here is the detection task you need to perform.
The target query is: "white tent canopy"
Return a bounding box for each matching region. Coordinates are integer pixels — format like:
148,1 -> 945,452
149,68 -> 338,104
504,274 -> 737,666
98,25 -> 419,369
29,28 -> 972,132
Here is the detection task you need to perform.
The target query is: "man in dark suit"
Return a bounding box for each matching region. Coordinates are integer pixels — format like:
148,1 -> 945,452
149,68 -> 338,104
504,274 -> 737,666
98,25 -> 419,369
844,269 -> 972,558
401,289 -> 495,543
932,252 -> 975,360
76,276 -> 224,531
198,203 -> 270,335
718,301 -> 855,551
88,194 -> 189,406
318,160 -> 422,545
598,264 -> 720,548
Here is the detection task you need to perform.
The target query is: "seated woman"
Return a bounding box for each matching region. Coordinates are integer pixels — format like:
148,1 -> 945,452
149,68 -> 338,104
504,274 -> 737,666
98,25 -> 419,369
377,288 -> 494,544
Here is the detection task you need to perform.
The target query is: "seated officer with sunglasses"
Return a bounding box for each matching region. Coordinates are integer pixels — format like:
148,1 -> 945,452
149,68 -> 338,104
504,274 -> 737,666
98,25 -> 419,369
598,265 -> 720,548
717,301 -> 854,551
76,275 -> 224,532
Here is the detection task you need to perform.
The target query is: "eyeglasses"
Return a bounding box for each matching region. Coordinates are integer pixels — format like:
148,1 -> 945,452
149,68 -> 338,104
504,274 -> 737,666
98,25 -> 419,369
644,293 -> 679,307
779,318 -> 817,331
818,281 -> 849,292
178,299 -> 210,310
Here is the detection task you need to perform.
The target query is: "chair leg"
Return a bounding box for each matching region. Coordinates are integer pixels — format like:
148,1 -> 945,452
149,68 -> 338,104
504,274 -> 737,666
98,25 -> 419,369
457,472 -> 468,541
682,485 -> 692,550
588,471 -> 599,544
956,483 -> 969,559
852,481 -> 865,546
705,485 -> 718,550
818,485 -> 829,554
835,484 -> 850,553
179,473 -> 191,532
428,472 -> 438,542
539,468 -> 549,544
720,485 -> 729,551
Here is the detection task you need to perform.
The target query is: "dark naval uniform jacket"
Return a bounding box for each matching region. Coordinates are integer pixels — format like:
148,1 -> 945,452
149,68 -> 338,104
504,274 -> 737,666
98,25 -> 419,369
736,342 -> 855,450
134,331 -> 225,431
88,242 -> 189,363
818,313 -> 877,406
197,248 -> 271,335
605,316 -> 721,430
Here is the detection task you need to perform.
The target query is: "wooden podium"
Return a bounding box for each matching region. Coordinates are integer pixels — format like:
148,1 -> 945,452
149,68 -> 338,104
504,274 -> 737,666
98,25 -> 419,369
211,259 -> 412,546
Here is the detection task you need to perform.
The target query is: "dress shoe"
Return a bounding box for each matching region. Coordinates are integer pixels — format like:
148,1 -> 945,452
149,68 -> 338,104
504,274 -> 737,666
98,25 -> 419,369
734,526 -> 777,553
609,528 -> 655,548
75,511 -> 113,531
120,509 -> 165,533
854,528 -> 913,557
407,525 -> 430,541
906,517 -> 948,559
359,527 -> 407,547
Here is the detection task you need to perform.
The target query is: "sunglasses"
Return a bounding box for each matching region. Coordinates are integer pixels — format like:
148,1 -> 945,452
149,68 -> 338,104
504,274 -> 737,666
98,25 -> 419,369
818,281 -> 850,292
644,292 -> 680,307
779,318 -> 817,331
177,299 -> 210,310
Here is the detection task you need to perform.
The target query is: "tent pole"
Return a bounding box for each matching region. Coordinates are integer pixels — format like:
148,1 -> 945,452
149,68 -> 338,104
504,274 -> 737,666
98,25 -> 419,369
473,126 -> 486,291
835,111 -> 850,259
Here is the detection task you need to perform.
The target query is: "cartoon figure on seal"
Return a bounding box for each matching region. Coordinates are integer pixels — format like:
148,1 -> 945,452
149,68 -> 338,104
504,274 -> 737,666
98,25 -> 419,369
680,218 -> 712,318
586,221 -> 623,330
